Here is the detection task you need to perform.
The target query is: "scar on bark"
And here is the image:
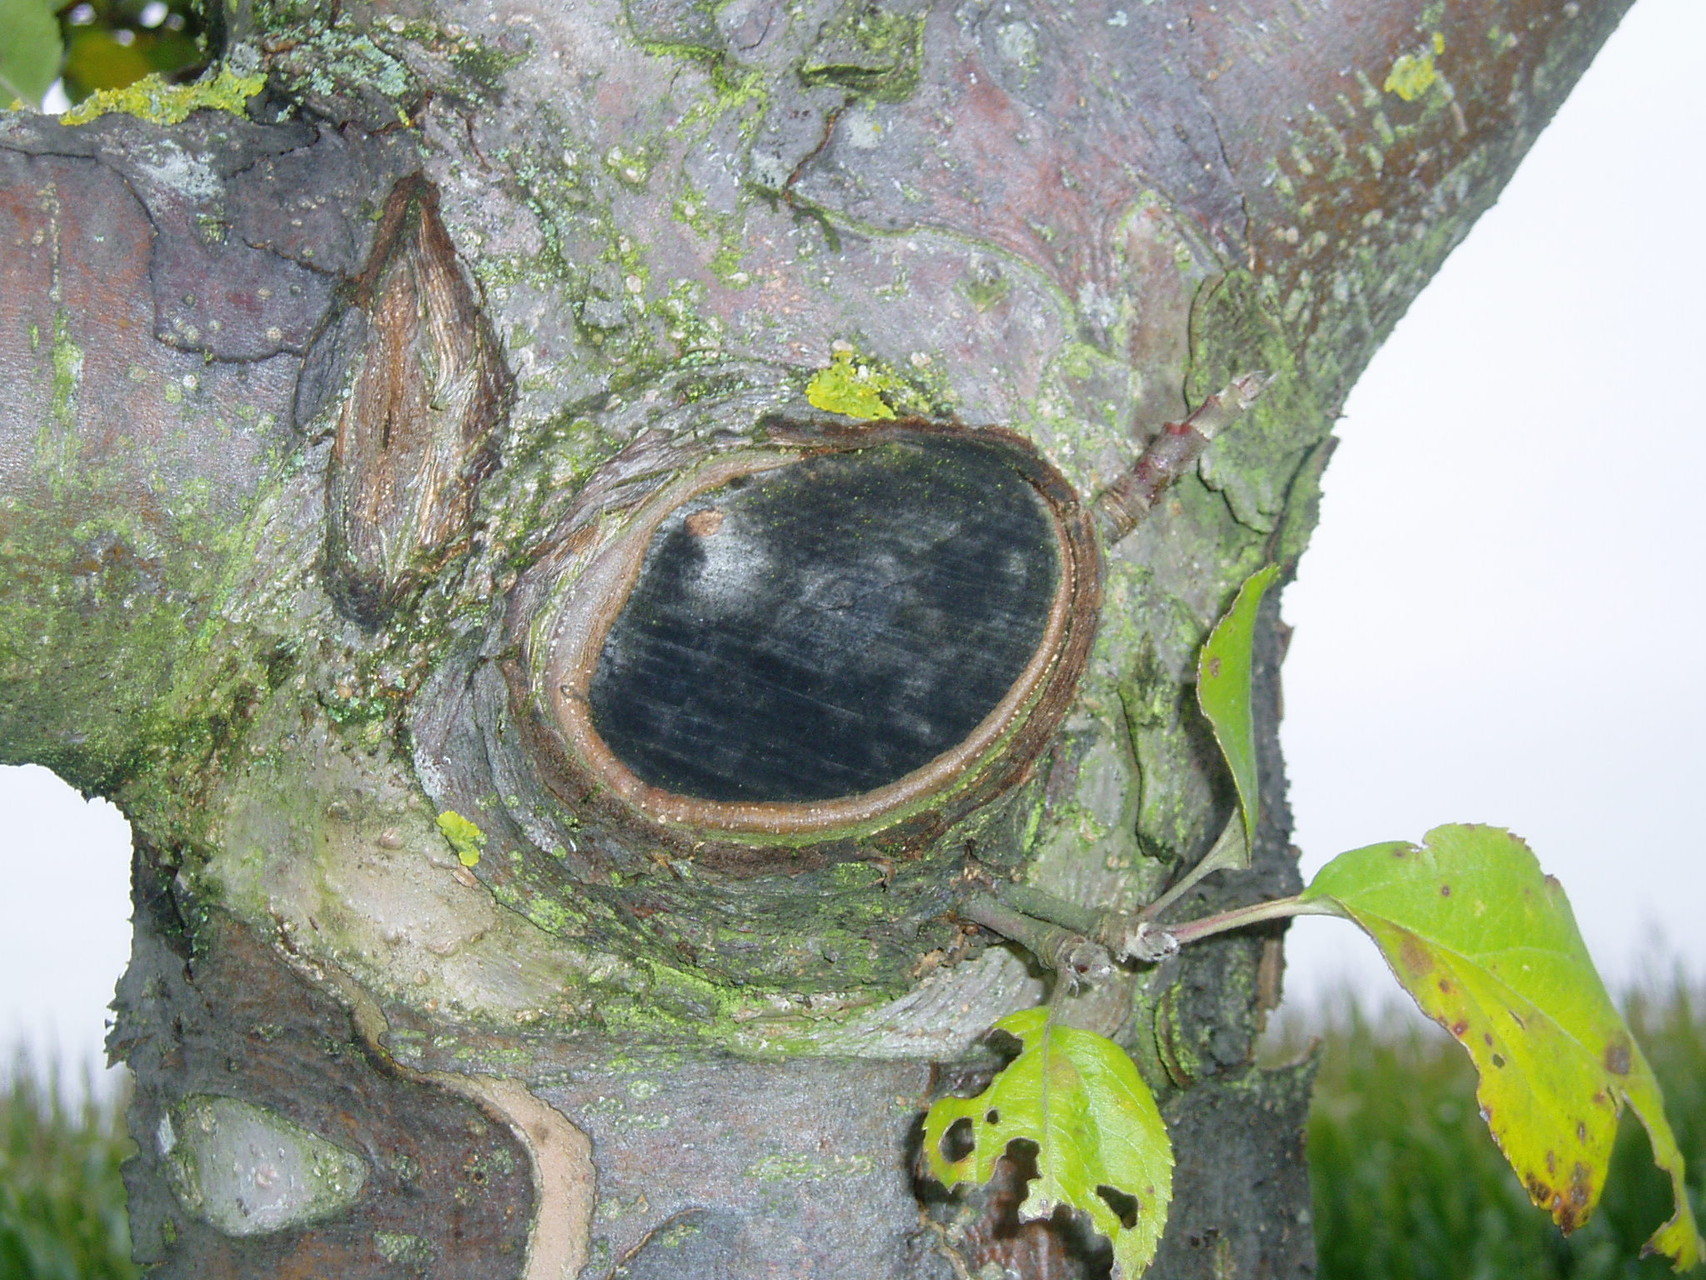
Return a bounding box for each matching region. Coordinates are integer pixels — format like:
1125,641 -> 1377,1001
311,171 -> 514,625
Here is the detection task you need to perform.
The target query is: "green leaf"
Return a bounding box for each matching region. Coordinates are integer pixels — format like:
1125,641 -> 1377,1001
922,1007 -> 1173,1279
1302,824 -> 1705,1270
1196,563 -> 1279,848
0,0 -> 63,109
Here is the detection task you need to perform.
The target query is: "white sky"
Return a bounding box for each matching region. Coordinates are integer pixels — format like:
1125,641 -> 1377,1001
3,0 -> 1702,1077
1280,0 -> 1706,1012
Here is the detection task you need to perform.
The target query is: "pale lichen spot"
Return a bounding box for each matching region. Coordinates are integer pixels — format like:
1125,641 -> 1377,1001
1383,48 -> 1439,101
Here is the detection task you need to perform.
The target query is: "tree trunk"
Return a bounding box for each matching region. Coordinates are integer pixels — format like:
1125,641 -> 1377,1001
0,1 -> 1630,1275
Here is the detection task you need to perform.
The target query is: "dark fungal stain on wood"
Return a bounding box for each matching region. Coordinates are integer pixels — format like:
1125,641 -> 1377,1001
588,436 -> 1060,804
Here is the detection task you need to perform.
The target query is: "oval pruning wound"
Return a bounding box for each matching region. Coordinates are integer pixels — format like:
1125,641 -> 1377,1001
520,421 -> 1101,852
588,436 -> 1059,803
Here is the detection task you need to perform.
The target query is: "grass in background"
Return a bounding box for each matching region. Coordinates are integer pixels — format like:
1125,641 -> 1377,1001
0,1059 -> 136,1280
1300,975 -> 1706,1280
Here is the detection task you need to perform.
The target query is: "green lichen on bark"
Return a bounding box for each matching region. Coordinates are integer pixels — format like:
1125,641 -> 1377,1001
436,811 -> 487,866
58,66 -> 266,126
799,7 -> 925,103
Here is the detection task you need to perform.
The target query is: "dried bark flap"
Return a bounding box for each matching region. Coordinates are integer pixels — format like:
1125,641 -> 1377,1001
322,173 -> 511,624
588,437 -> 1060,804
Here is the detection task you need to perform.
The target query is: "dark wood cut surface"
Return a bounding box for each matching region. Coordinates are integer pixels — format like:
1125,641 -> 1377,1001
589,436 -> 1060,804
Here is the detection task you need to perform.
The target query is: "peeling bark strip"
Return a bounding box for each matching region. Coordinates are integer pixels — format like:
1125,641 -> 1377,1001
427,1075 -> 595,1280
320,173 -> 512,624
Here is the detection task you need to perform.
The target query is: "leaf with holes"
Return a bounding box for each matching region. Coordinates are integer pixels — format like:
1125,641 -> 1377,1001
921,1007 -> 1172,1279
0,0 -> 62,108
1196,564 -> 1278,849
1302,824 -> 1704,1269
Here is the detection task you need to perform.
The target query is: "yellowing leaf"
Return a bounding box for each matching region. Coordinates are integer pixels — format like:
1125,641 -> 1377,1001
1196,564 -> 1279,848
922,1007 -> 1172,1279
1303,825 -> 1704,1270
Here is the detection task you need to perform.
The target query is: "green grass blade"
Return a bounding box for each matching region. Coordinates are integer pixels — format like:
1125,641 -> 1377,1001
0,1057 -> 138,1280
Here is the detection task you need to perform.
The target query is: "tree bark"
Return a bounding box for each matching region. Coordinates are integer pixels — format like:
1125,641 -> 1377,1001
0,0 -> 1631,1276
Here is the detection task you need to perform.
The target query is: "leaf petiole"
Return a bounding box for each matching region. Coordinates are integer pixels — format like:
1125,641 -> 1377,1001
1147,894 -> 1345,953
1134,816 -> 1248,925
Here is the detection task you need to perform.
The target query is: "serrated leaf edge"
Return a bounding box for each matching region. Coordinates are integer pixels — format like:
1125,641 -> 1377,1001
920,1008 -> 1173,1279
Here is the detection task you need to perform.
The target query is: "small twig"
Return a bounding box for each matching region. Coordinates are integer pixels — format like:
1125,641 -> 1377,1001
992,813 -> 1251,965
960,893 -> 1114,991
973,815 -> 1321,972
1094,372 -> 1271,543
995,883 -> 1103,938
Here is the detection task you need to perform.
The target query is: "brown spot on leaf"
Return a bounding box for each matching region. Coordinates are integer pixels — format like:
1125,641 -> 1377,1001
1398,933 -> 1433,976
1553,1163 -> 1595,1234
1450,1020 -> 1469,1038
1576,1121 -> 1588,1144
1438,978 -> 1453,995
1439,883 -> 1451,897
1569,1163 -> 1593,1209
1510,1011 -> 1526,1030
1205,656 -> 1223,678
1603,1038 -> 1631,1076
1491,1053 -> 1506,1069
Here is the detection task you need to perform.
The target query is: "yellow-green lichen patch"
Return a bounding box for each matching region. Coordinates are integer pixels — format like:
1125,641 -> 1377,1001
436,810 -> 488,867
603,141 -> 656,189
374,1232 -> 436,1267
59,67 -> 266,127
1383,34 -> 1444,102
800,9 -> 926,103
805,348 -> 903,420
46,308 -> 83,448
